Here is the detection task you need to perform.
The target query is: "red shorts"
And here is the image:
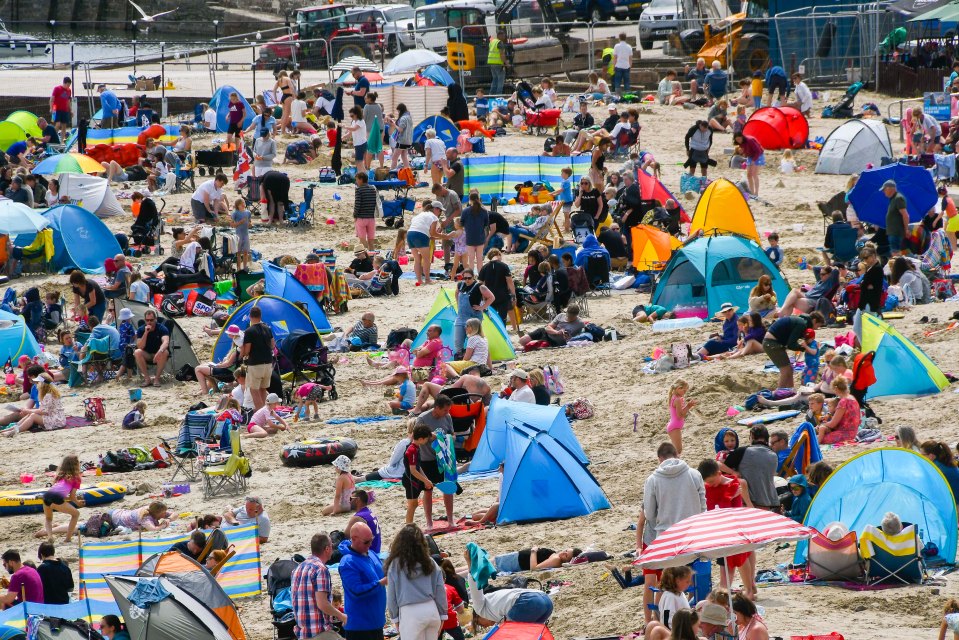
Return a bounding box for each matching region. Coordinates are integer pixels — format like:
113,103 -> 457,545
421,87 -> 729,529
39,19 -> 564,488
354,217 -> 375,240
642,568 -> 663,579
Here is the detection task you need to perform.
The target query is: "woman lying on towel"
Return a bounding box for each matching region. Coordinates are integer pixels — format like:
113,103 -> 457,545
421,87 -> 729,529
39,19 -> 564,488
492,547 -> 581,573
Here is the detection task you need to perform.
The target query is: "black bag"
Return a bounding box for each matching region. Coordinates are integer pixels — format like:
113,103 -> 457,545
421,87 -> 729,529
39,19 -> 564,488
386,328 -> 418,348
583,323 -> 605,342
101,450 -> 136,472
125,165 -> 148,181
175,363 -> 198,382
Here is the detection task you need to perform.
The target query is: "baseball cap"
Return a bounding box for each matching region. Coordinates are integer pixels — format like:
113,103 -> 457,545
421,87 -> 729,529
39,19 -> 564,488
266,393 -> 281,404
882,180 -> 897,190
431,200 -> 446,212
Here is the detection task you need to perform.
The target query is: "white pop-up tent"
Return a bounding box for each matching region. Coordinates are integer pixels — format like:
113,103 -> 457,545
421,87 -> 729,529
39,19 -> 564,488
815,119 -> 893,175
57,174 -> 124,218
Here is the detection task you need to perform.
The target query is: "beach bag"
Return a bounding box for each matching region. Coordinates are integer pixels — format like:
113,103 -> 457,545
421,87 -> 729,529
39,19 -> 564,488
671,343 -> 692,369
83,397 -> 106,422
82,512 -> 115,538
374,166 -> 391,182
386,327 -> 418,348
318,167 -> 337,183
565,397 -> 594,420
411,367 -> 433,383
469,137 -> 486,154
932,278 -> 956,299
175,363 -> 198,382
543,364 -> 564,395
100,450 -> 136,472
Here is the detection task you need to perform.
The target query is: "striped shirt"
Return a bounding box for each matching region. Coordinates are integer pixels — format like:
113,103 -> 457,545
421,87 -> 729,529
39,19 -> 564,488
353,183 -> 378,219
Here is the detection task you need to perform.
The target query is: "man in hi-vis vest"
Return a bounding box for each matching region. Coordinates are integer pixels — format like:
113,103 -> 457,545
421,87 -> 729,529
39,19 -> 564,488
488,29 -> 507,96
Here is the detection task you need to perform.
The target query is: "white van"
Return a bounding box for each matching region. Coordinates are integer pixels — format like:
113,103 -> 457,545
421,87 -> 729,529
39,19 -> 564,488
411,0 -> 544,54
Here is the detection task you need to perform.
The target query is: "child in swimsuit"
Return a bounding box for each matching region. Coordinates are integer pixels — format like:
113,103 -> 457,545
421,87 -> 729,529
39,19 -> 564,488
665,379 -> 696,456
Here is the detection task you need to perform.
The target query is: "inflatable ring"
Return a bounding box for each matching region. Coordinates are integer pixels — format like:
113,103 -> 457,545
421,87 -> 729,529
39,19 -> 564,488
281,437 -> 358,467
0,482 -> 127,517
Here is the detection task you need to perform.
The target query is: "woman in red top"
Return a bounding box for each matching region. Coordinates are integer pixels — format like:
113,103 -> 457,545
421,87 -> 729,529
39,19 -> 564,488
733,132 -> 764,197
698,459 -> 756,600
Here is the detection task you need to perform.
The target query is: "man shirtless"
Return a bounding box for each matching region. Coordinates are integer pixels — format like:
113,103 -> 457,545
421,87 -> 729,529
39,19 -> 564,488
410,374 -> 492,415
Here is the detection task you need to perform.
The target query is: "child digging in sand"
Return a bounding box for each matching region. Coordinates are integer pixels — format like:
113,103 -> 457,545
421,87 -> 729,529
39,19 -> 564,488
293,381 -> 331,421
666,379 -> 696,455
244,393 -> 289,438
123,401 -> 147,429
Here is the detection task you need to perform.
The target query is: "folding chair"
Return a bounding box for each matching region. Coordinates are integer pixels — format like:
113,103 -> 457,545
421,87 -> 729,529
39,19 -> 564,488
519,202 -> 565,248
860,524 -> 924,585
173,153 -> 196,194
806,531 -> 866,583
523,274 -> 555,323
778,422 -> 821,478
585,254 -> 611,297
818,191 -> 848,233
159,409 -> 218,483
72,335 -> 115,385
825,225 -> 859,266
287,186 -> 315,228
203,427 -> 250,499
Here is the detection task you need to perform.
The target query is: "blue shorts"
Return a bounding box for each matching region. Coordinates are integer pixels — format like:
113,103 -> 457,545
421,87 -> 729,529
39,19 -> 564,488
407,231 -> 430,249
355,143 -> 367,158
747,153 -> 766,167
53,111 -> 71,124
400,400 -> 414,410
494,552 -> 521,573
507,592 -> 554,624
887,234 -> 903,251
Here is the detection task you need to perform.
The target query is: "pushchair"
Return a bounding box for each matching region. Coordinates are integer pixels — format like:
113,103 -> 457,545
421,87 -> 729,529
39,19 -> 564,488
570,211 -> 595,244
438,387 -> 488,462
266,556 -> 302,640
131,200 -> 164,255
525,109 -> 562,136
278,330 -> 337,402
822,81 -> 863,119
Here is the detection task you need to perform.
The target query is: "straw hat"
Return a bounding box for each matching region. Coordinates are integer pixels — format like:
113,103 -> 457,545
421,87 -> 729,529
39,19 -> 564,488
714,302 -> 738,318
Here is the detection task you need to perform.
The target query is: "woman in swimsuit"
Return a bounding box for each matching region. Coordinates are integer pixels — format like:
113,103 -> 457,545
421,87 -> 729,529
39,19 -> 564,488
272,70 -> 295,134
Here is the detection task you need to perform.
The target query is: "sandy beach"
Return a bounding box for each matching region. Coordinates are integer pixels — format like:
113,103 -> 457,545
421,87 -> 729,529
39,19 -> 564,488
0,82 -> 957,640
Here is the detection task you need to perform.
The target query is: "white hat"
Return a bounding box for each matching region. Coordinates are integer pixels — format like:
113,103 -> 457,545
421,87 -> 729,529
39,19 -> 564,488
266,393 -> 281,404
118,308 -> 134,321
332,455 -> 352,472
511,368 -> 529,380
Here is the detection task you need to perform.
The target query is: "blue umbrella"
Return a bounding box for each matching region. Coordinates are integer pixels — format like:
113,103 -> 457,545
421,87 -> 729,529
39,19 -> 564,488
847,163 -> 937,228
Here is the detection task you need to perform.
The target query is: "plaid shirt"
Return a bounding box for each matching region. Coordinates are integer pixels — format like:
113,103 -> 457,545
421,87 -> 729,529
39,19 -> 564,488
291,555 -> 334,639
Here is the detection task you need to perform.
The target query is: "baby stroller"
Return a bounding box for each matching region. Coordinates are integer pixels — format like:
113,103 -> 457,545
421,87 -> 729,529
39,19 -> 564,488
131,201 -> 164,255
525,109 -> 562,136
822,81 -> 863,119
279,330 -> 337,402
570,211 -> 595,244
266,556 -> 302,640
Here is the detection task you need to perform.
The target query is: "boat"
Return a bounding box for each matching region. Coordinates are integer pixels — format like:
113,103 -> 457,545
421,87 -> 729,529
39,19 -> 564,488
0,19 -> 46,58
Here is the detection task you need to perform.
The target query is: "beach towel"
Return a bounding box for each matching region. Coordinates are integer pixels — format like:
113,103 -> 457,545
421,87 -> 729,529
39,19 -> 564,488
737,410 -> 800,426
30,415 -> 93,431
326,415 -> 403,425
356,479 -> 400,490
466,541 -> 497,589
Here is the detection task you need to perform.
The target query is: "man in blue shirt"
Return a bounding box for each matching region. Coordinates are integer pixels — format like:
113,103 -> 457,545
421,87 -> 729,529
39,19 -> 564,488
337,523 -> 386,640
764,65 -> 788,107
348,67 -> 370,109
704,61 -> 728,102
97,85 -> 121,129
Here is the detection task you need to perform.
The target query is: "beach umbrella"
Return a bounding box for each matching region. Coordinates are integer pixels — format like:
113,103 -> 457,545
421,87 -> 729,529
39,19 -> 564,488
384,48 -> 444,75
634,507 -> 814,569
847,164 -> 936,228
908,0 -> 959,21
33,152 -> 105,176
0,201 -> 50,237
331,56 -> 379,73
335,70 -> 384,85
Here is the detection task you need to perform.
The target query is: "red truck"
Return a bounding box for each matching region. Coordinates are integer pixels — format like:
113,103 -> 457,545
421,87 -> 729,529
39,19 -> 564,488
261,4 -> 375,68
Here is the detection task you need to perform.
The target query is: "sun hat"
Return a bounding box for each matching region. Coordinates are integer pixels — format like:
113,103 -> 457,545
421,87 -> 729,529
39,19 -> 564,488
332,455 -> 352,472
698,603 -> 728,627
226,325 -> 242,336
393,366 -> 410,375
118,308 -> 135,321
714,302 -> 739,317
823,522 -> 849,541
266,392 -> 281,404
511,368 -> 529,380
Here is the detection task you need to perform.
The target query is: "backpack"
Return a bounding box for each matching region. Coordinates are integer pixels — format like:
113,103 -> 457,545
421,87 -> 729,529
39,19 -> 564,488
386,328 -> 418,348
565,397 -> 594,420
583,323 -> 606,342
175,363 -> 198,382
318,167 -> 337,183
100,450 -> 136,472
543,364 -> 564,395
671,343 -> 692,369
82,512 -> 116,538
338,167 -> 357,185
83,397 -> 106,422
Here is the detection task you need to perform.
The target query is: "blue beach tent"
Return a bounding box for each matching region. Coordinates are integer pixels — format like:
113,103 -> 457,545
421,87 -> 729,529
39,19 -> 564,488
413,115 -> 458,149
213,295 -> 316,361
0,309 -> 40,365
471,398 -> 588,472
497,422 -> 609,525
42,204 -> 122,274
652,234 -> 789,317
260,261 -> 332,333
861,313 -> 948,399
795,448 -> 958,564
209,85 -> 255,133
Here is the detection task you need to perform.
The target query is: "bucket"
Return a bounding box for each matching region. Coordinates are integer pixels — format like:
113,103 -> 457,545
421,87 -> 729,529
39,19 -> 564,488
129,388 -> 143,402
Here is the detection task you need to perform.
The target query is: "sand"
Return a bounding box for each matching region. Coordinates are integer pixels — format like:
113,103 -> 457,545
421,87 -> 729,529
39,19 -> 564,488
0,86 -> 957,640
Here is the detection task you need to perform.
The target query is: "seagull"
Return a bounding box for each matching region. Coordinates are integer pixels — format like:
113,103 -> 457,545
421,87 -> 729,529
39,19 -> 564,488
127,0 -> 178,23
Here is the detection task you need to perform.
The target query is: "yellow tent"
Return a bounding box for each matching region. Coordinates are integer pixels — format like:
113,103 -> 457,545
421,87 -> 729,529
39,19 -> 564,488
413,288 -> 516,361
689,178 -> 759,242
631,225 -> 680,271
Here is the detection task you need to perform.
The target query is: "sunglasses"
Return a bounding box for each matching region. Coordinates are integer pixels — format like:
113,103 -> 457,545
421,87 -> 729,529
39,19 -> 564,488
357,538 -> 374,545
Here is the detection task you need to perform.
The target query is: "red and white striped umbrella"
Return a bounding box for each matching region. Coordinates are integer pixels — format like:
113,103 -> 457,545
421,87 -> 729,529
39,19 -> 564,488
634,507 -> 816,569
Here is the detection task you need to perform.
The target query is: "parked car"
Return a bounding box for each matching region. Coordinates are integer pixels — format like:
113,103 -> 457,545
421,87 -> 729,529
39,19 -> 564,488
346,4 -> 417,55
638,0 -> 685,49
261,4 -> 373,68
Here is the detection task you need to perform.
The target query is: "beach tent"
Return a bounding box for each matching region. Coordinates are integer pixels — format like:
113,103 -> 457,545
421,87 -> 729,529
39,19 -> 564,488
462,156 -> 591,203
631,224 -> 680,271
213,295 -> 317,361
742,106 -> 808,150
0,625 -> 24,639
260,261 -> 332,333
0,600 -> 119,631
57,174 -> 123,218
652,234 -> 789,318
635,168 -> 689,222
0,309 -> 41,364
106,574 -> 239,640
471,398 -> 588,472
411,288 -> 515,361
498,421 -> 610,524
137,551 -> 245,640
795,448 -> 957,564
860,313 -> 948,399
0,121 -> 27,153
6,111 -> 41,138
42,204 -> 122,274
847,163 -> 936,228
209,86 -> 255,134
413,115 -> 458,149
113,299 -> 198,373
815,119 -> 893,175
688,178 -> 759,242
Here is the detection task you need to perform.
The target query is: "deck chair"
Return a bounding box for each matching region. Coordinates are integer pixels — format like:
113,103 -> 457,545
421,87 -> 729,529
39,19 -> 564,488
203,427 -> 250,499
159,410 -> 218,483
585,254 -> 612,296
68,335 -> 114,386
173,153 -> 196,193
519,202 -> 564,248
818,191 -> 848,233
778,422 -> 822,477
825,225 -> 859,266
860,524 -> 924,585
806,530 -> 865,583
523,274 -> 555,323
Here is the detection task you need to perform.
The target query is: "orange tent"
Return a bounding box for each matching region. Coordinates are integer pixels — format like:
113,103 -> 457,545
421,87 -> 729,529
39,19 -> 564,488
631,224 -> 680,271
